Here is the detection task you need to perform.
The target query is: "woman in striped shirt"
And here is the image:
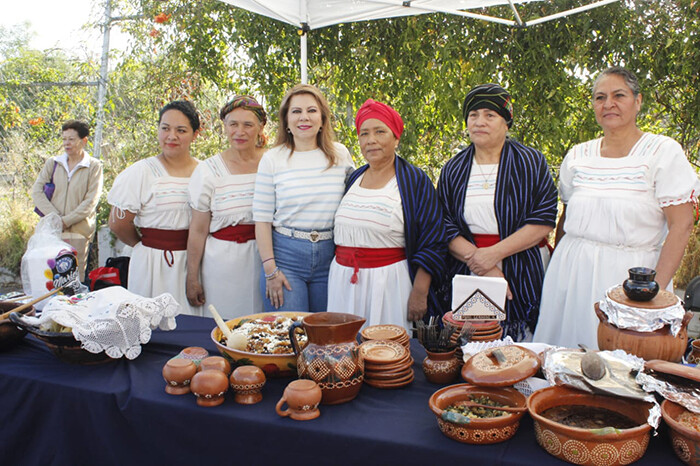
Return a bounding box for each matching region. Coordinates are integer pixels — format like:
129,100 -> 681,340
253,84 -> 354,312
438,84 -> 558,341
534,67 -> 700,348
327,99 -> 447,330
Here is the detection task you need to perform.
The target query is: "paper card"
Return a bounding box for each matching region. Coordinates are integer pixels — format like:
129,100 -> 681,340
453,289 -> 506,321
451,274 -> 507,311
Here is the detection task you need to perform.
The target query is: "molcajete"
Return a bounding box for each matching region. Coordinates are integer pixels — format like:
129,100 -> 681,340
289,312 -> 365,405
595,304 -> 692,362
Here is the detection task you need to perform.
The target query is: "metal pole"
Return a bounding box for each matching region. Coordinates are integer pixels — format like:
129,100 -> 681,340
300,0 -> 308,84
93,0 -> 112,159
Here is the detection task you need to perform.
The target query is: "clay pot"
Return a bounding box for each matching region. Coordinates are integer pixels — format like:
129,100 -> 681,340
688,340 -> 700,365
423,349 -> 460,384
428,384 -> 527,444
190,370 -> 229,407
661,400 -> 700,465
198,356 -> 232,376
177,346 -> 209,366
528,385 -> 653,466
229,366 -> 266,404
289,312 -> 365,405
162,358 -> 198,395
275,379 -> 322,421
595,304 -> 692,362
622,267 -> 660,302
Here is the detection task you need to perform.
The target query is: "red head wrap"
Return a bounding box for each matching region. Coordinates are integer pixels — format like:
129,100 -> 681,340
354,99 -> 404,139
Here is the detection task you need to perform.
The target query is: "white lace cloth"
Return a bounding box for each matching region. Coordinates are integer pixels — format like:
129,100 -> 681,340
22,286 -> 181,359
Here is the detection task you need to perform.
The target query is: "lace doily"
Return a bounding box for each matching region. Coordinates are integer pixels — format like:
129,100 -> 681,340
22,287 -> 181,359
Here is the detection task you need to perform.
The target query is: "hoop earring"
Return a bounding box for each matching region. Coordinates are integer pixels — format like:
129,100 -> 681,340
286,128 -> 291,133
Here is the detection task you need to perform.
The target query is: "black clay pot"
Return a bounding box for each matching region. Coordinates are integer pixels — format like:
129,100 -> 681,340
622,267 -> 660,302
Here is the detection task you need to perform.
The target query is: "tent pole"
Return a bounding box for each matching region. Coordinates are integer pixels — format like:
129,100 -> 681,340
301,30 -> 308,84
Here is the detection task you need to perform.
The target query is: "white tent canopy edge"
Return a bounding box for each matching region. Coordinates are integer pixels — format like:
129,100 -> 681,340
217,0 -> 620,83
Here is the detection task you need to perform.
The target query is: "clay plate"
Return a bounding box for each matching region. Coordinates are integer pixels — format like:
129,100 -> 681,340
645,359 -> 700,383
361,325 -> 407,341
365,373 -> 414,388
359,340 -> 407,364
608,286 -> 679,309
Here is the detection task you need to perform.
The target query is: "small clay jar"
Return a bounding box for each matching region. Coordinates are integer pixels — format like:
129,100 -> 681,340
198,356 -> 232,376
229,366 -> 266,404
422,348 -> 460,384
177,346 -> 209,367
689,339 -> 700,365
622,267 -> 660,302
275,379 -> 322,421
190,370 -> 229,407
162,358 -> 198,395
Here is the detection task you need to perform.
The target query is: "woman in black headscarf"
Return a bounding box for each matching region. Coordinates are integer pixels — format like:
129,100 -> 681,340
437,83 -> 558,341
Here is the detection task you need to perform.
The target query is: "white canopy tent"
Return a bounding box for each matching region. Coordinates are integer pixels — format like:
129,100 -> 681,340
217,0 -> 620,83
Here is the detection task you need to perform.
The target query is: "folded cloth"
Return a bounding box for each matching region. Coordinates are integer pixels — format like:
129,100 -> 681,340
22,286 -> 181,360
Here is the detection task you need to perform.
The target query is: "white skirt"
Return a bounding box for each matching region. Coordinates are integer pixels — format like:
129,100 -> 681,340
201,236 -> 263,320
533,235 -> 663,349
128,242 -> 202,316
327,258 -> 413,332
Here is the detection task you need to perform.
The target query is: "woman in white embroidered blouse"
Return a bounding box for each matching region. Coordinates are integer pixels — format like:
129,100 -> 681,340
108,100 -> 201,315
534,67 -> 700,348
253,84 -> 354,312
186,96 -> 267,318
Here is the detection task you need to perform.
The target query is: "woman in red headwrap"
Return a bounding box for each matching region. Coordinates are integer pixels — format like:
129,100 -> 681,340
327,99 -> 447,330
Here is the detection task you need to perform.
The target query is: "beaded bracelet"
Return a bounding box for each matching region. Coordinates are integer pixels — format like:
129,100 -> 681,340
265,267 -> 280,280
262,257 -> 275,265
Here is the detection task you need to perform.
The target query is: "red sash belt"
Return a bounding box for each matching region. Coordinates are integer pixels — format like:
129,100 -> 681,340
140,228 -> 189,267
211,224 -> 255,243
472,233 -> 552,253
335,246 -> 406,284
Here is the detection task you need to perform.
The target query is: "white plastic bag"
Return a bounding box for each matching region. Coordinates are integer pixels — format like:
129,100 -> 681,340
20,213 -> 84,309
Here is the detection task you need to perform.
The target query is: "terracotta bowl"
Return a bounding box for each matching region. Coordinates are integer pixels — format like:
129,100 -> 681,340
428,383 -> 527,444
9,312 -> 112,364
661,400 -> 700,465
0,302 -> 35,351
527,385 -> 653,466
211,312 -> 310,378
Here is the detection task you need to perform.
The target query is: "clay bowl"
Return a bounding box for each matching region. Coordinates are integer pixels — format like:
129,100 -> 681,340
0,302 -> 35,351
528,385 -> 653,465
8,312 -> 112,364
595,304 -> 691,362
428,383 -> 527,444
211,311 -> 311,378
661,400 -> 700,465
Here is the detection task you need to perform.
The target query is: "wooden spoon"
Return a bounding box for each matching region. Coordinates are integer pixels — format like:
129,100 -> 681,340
456,402 -> 527,413
0,287 -> 62,320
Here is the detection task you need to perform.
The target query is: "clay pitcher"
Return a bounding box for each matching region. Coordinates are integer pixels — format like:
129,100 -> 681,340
289,312 -> 365,405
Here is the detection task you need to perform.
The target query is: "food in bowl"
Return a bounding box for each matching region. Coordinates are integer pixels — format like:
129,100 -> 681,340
661,400 -> 700,465
541,405 -> 638,430
216,314 -> 307,355
445,395 -> 512,419
211,312 -> 311,378
677,410 -> 700,433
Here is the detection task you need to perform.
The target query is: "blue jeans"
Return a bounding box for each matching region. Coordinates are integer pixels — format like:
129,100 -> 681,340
260,230 -> 335,312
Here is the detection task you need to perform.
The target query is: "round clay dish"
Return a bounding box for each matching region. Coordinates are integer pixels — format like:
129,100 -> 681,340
608,286 -> 679,309
461,345 -> 539,386
361,325 -> 407,341
359,340 -> 407,364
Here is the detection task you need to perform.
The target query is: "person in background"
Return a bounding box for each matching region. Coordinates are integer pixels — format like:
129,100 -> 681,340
327,99 -> 446,330
534,67 -> 700,348
32,119 -> 103,279
108,100 -> 201,315
253,84 -> 354,312
438,84 -> 558,341
186,96 -> 267,319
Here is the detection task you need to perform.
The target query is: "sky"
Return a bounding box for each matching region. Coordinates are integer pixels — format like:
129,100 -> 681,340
1,0 -> 128,56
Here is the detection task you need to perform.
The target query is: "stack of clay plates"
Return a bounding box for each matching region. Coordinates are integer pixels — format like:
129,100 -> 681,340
359,339 -> 414,389
442,312 -> 503,362
360,324 -> 410,349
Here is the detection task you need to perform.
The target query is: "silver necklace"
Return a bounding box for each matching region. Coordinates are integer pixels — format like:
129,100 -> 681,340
474,161 -> 498,189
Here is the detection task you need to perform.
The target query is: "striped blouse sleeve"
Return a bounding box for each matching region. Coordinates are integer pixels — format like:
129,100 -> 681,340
252,152 -> 276,223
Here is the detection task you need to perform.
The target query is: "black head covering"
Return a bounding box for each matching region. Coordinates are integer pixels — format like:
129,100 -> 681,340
462,83 -> 513,128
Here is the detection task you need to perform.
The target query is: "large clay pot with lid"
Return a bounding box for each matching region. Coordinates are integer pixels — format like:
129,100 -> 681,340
289,312 -> 365,405
595,304 -> 692,362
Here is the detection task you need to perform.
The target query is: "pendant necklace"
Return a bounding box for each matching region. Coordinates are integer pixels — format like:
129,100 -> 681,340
474,160 -> 498,189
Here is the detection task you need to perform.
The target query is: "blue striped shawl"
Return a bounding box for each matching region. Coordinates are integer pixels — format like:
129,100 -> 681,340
437,139 -> 558,339
346,155 -> 448,318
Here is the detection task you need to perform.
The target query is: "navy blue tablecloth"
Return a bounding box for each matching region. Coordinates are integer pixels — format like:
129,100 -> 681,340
0,315 -> 682,466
